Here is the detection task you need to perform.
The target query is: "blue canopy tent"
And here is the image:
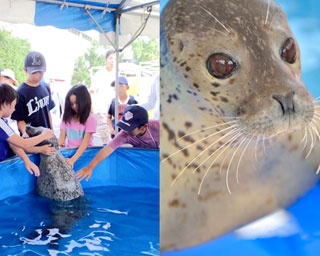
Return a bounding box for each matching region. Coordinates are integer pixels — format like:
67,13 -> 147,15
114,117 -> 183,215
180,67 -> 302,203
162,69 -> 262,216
0,0 -> 159,130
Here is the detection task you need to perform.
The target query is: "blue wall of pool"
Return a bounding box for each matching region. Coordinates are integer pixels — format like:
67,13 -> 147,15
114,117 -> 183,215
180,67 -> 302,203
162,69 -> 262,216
0,147 -> 159,200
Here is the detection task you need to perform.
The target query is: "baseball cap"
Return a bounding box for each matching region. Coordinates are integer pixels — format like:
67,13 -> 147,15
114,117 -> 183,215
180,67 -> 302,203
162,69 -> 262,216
1,69 -> 18,85
116,105 -> 149,132
111,76 -> 129,87
24,51 -> 46,74
118,76 -> 128,85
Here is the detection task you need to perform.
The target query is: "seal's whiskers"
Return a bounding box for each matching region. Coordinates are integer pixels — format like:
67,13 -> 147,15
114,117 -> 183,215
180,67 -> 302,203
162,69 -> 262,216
171,126 -> 240,186
236,134 -> 256,184
300,126 -> 309,152
264,0 -> 271,25
224,134 -> 250,194
162,122 -> 237,163
177,121 -> 237,142
305,126 -> 315,158
196,128 -> 244,194
199,5 -> 230,35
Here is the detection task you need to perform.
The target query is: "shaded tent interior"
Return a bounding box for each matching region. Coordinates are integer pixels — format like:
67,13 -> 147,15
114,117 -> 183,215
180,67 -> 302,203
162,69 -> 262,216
0,0 -> 160,130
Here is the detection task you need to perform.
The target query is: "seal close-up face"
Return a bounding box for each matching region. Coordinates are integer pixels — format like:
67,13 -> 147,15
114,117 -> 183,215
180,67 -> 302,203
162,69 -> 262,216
160,0 -> 320,251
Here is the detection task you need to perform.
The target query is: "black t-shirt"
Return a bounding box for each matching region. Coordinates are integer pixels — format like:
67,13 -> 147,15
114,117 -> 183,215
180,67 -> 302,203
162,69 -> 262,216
108,96 -> 138,128
11,82 -> 55,129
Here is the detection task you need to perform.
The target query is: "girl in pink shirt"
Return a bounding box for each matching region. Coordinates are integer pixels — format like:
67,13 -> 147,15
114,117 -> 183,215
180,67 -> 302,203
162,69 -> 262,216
58,85 -> 97,167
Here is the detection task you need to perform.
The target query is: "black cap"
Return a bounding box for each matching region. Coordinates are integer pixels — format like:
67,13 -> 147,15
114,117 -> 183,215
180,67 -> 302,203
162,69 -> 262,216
116,105 -> 148,132
24,51 -> 46,74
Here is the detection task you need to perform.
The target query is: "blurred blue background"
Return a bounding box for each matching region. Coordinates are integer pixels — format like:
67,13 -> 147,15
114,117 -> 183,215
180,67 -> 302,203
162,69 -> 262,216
160,1 -> 320,255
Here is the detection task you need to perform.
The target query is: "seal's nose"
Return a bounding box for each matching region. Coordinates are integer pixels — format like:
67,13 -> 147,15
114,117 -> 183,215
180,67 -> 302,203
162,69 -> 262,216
272,91 -> 296,115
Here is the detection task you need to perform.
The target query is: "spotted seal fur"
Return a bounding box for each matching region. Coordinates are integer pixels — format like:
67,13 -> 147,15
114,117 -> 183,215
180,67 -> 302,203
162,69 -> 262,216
160,0 -> 320,251
26,125 -> 84,201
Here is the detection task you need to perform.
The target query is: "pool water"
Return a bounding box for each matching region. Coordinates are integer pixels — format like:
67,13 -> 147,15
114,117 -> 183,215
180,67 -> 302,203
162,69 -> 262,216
0,186 -> 159,256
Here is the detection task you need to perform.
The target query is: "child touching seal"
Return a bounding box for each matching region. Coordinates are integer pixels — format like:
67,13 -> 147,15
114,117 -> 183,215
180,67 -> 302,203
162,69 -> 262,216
11,51 -> 56,156
0,83 -> 54,175
77,105 -> 159,181
58,85 -> 97,168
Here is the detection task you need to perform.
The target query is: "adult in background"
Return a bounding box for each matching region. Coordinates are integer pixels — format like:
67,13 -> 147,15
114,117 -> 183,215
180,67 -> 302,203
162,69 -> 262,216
139,75 -> 160,120
91,49 -> 116,144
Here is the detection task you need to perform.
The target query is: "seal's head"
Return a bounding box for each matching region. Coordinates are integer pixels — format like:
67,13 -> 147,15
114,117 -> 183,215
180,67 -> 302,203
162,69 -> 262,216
162,0 -> 314,138
161,0 -> 320,252
26,125 -> 58,149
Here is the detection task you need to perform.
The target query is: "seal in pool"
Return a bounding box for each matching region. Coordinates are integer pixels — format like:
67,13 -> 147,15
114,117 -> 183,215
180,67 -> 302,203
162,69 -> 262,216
160,0 -> 320,251
26,125 -> 84,201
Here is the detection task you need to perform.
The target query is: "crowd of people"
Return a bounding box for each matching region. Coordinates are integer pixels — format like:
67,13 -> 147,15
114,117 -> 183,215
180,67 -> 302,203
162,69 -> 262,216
0,50 -> 160,181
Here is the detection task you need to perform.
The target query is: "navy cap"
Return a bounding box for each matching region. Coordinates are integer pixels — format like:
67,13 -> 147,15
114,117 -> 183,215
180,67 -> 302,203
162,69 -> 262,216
111,76 -> 129,87
24,51 -> 46,74
116,105 -> 148,132
118,76 -> 128,85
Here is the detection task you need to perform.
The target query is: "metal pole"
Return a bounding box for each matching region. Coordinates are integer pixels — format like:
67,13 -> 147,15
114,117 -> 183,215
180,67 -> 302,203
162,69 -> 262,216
114,13 -> 121,136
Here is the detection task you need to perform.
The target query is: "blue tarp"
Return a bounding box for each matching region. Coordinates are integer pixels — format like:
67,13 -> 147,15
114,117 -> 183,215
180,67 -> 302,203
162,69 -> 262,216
0,147 -> 159,200
35,1 -> 117,32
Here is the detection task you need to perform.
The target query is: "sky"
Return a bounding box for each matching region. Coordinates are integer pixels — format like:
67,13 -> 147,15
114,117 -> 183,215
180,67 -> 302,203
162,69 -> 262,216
0,21 -> 97,83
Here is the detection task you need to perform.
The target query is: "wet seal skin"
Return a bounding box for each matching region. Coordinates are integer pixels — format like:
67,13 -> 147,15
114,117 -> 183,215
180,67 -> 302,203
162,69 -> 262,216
26,125 -> 84,201
160,0 -> 320,251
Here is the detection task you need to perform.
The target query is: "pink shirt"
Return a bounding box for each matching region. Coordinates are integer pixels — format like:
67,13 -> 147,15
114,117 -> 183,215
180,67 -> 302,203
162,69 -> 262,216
60,113 -> 97,147
108,120 -> 159,150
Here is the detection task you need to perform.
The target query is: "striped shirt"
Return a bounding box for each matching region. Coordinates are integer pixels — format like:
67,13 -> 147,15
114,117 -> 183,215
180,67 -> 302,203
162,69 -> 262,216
0,118 -> 15,161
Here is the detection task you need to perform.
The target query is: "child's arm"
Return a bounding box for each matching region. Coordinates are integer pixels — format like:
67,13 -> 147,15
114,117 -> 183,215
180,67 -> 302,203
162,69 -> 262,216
58,129 -> 66,147
24,145 -> 56,155
48,112 -> 53,130
7,129 -> 54,149
66,132 -> 92,167
107,114 -> 115,136
9,143 -> 40,177
76,145 -> 114,181
17,120 -> 28,137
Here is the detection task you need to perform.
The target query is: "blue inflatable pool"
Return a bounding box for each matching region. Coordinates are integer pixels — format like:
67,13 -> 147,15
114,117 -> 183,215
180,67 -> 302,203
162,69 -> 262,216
0,147 -> 159,255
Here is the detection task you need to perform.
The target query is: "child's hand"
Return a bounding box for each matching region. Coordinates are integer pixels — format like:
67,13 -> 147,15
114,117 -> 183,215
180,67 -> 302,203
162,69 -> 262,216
76,166 -> 93,181
66,158 -> 75,168
110,128 -> 115,138
22,132 -> 29,138
40,145 -> 55,155
24,160 -> 40,177
42,128 -> 54,140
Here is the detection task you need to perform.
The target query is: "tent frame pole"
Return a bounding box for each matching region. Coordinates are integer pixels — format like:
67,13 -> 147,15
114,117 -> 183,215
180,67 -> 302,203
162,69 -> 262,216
114,13 -> 121,136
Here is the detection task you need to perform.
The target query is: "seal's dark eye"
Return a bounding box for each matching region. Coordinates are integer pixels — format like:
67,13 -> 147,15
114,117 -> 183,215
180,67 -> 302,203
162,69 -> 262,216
280,37 -> 297,64
207,53 -> 238,79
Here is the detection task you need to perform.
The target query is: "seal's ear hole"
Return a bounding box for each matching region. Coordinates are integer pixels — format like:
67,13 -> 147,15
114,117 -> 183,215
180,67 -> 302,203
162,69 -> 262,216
206,53 -> 238,79
280,37 -> 297,64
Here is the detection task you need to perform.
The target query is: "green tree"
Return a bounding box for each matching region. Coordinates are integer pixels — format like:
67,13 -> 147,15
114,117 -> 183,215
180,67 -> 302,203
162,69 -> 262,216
131,37 -> 159,63
0,29 -> 31,85
71,56 -> 90,85
71,41 -> 105,86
